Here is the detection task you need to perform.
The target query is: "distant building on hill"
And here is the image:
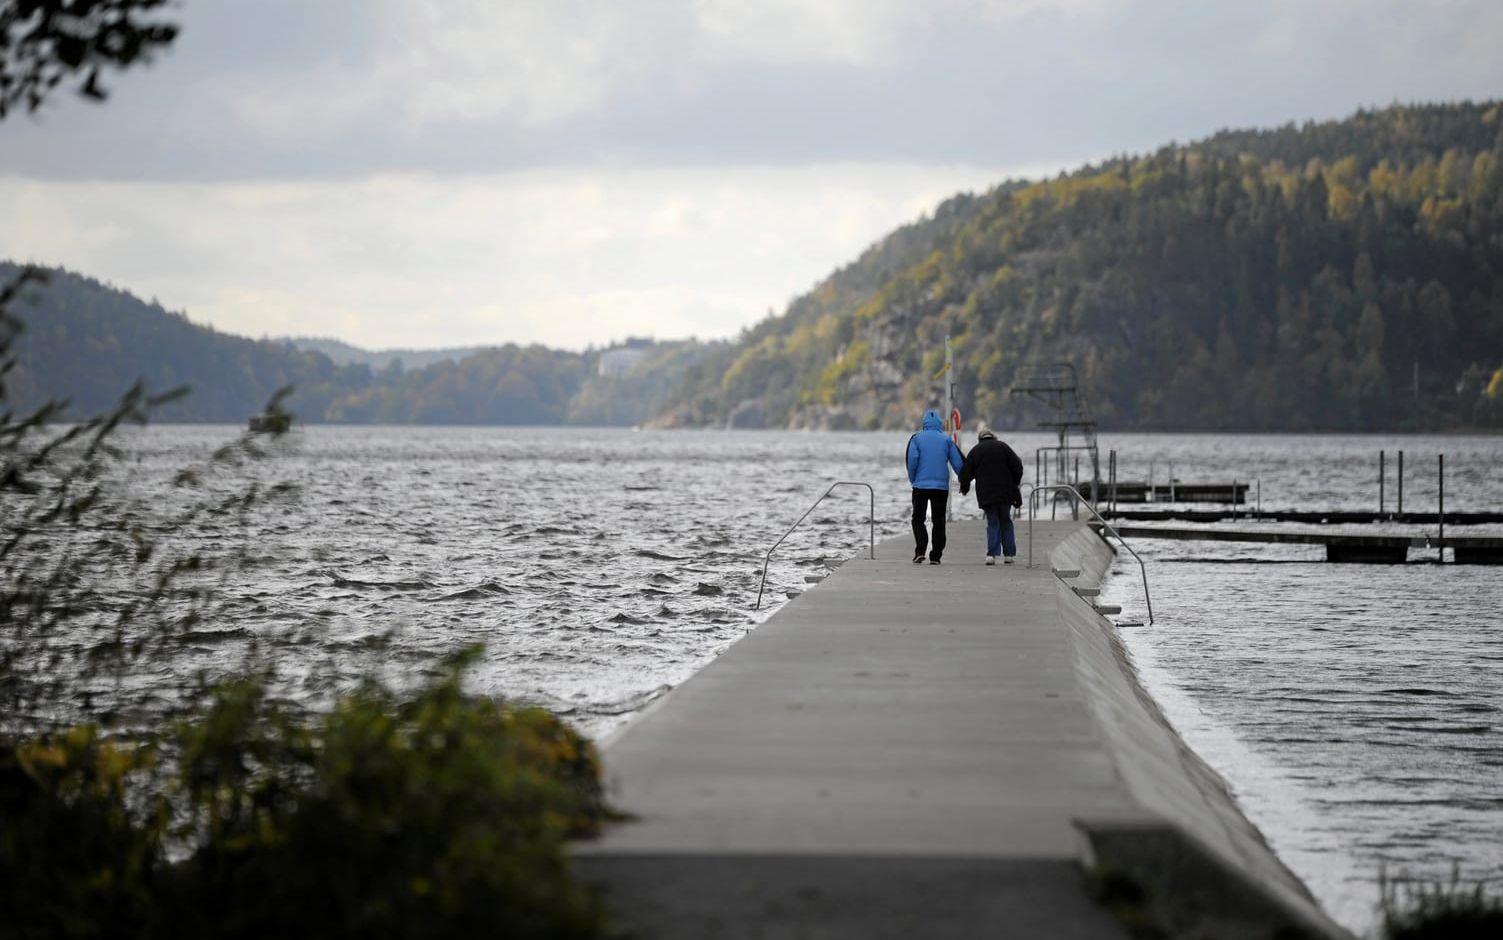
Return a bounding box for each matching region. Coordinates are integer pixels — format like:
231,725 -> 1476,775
598,344 -> 649,377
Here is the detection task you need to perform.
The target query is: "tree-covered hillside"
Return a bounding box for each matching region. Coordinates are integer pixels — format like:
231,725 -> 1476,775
1,263 -> 369,422
656,101 -> 1503,430
282,336 -> 479,373
1,265 -> 716,426
329,338 -> 724,425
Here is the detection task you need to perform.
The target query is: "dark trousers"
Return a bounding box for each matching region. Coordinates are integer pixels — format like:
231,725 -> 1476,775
911,489 -> 948,560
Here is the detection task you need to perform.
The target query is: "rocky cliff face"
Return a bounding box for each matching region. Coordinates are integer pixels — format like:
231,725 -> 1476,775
786,318 -> 919,430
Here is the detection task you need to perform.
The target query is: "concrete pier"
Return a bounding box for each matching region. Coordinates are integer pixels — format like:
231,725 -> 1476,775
575,520 -> 1351,939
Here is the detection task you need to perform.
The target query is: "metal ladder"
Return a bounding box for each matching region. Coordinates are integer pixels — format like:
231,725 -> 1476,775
1026,483 -> 1154,625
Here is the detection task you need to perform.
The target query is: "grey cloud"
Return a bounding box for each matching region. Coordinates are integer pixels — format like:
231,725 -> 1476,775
2,0 -> 1502,181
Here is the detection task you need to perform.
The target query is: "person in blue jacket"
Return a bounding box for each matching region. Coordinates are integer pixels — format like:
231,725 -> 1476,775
906,409 -> 964,564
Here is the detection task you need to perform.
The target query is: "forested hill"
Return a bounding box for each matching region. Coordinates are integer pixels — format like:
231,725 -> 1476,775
0,265 -> 718,425
278,336 -> 480,373
655,101 -> 1503,430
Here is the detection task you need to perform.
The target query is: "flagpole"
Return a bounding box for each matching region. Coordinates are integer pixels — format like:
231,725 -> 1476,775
945,335 -> 954,521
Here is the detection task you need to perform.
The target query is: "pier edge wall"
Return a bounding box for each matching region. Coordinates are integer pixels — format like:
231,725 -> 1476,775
1050,525 -> 1352,939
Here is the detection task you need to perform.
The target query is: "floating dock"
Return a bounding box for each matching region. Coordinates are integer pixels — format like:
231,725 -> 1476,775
575,521 -> 1350,938
1105,509 -> 1503,525
1108,524 -> 1503,564
1082,481 -> 1250,504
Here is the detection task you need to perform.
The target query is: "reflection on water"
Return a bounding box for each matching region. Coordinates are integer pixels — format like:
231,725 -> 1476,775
30,426 -> 1503,936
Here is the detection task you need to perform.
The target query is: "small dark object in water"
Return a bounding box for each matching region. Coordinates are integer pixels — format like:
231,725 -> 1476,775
248,413 -> 291,433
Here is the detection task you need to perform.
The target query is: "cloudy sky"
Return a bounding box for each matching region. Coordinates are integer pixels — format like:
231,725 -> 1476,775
3,0 -> 1502,350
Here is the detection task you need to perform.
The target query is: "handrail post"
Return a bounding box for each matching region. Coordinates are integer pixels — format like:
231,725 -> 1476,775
867,484 -> 875,561
1022,482 -> 1036,569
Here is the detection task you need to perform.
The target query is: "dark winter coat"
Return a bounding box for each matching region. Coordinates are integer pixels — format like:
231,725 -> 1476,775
959,436 -> 1024,509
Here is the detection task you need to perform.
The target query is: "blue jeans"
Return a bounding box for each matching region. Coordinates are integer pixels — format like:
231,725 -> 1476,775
984,505 -> 1016,557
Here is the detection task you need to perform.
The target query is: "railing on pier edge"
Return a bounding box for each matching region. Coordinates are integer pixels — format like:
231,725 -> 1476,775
1026,483 -> 1154,625
754,482 -> 875,611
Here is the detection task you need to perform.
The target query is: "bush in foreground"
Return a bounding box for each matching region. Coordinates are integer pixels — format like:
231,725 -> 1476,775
0,653 -> 612,939
1381,866 -> 1503,940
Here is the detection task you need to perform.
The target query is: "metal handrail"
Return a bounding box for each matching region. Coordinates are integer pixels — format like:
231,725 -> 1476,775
754,482 -> 875,610
1027,483 -> 1154,625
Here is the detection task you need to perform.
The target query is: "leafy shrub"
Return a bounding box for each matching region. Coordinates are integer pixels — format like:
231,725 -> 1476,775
0,653 -> 612,939
0,725 -> 165,937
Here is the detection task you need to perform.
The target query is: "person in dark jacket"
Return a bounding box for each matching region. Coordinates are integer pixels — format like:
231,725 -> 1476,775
959,421 -> 1024,565
906,409 -> 964,564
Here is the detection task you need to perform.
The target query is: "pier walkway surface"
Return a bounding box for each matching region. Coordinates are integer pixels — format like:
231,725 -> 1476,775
575,520 -> 1349,939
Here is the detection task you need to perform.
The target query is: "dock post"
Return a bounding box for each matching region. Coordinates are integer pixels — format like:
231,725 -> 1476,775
1109,450 -> 1117,514
1379,450 -> 1385,516
1438,454 -> 1445,562
1092,454 -> 1100,513
1256,478 -> 1261,518
1232,478 -> 1238,520
1397,450 -> 1404,515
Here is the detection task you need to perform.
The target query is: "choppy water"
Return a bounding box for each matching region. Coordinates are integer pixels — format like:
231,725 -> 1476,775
84,427 -> 923,728
22,426 -> 1503,936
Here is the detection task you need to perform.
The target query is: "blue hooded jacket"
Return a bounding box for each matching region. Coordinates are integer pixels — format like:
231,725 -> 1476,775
906,410 -> 963,490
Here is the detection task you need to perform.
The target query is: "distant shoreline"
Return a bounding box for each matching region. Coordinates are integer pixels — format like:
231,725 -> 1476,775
99,422 -> 1503,436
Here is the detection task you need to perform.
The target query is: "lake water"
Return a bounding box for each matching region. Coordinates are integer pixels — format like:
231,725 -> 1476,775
28,426 -> 1503,936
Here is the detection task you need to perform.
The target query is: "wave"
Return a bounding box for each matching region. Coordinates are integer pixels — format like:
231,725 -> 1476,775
328,572 -> 435,591
584,685 -> 672,716
435,581 -> 515,601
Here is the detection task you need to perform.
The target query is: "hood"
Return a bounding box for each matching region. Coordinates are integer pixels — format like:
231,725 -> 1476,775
921,409 -> 944,431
